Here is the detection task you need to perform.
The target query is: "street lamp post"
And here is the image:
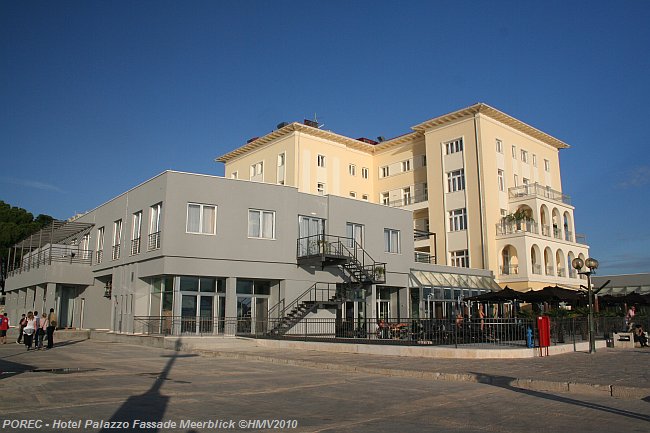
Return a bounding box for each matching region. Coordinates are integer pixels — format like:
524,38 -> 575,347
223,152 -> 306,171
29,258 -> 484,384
572,257 -> 599,354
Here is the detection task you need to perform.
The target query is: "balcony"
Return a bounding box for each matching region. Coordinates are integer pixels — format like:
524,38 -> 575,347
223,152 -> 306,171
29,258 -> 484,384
499,265 -> 519,276
414,251 -> 436,264
496,219 -> 537,236
531,264 -> 542,275
8,244 -> 93,277
509,183 -> 571,205
387,193 -> 428,209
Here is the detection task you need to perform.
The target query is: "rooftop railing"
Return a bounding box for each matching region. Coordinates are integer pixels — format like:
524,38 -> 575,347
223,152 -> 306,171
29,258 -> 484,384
509,183 -> 571,205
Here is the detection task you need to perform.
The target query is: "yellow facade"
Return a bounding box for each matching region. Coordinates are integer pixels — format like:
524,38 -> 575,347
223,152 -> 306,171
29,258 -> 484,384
216,104 -> 590,291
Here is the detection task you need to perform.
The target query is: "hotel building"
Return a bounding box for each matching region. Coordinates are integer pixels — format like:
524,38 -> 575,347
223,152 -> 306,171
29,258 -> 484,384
217,103 -> 590,292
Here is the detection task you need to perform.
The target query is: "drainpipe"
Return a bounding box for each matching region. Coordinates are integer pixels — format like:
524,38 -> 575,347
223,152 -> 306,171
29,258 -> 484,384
473,113 -> 487,269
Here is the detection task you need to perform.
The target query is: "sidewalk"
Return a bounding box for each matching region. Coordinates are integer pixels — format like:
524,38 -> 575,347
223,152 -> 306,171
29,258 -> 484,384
4,330 -> 649,399
88,330 -> 650,400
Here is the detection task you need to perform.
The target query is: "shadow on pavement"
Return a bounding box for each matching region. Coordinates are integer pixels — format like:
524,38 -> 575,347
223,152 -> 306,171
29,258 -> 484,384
99,339 -> 198,433
470,372 -> 650,423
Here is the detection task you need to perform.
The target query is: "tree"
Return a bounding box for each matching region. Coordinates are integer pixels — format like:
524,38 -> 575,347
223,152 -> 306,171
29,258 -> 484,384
0,200 -> 54,273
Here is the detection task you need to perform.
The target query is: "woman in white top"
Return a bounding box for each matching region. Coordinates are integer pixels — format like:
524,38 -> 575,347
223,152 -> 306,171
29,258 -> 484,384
23,311 -> 36,350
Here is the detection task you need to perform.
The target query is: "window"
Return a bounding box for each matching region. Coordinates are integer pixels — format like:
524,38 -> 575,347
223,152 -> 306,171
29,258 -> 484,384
512,145 -> 517,158
447,169 -> 465,192
187,203 -> 216,235
149,202 -> 162,250
349,191 -> 356,198
362,167 -> 369,179
450,250 -> 470,268
317,182 -> 325,195
445,138 -> 463,155
448,208 -> 467,231
521,149 -> 528,163
421,155 -> 427,166
112,219 -> 122,260
384,229 -> 400,253
496,139 -> 503,153
362,194 -> 368,201
380,166 -> 389,178
498,169 -> 505,191
514,174 -> 519,187
317,154 -> 326,168
401,159 -> 411,172
402,187 -> 411,205
532,154 -> 537,167
544,159 -> 550,172
131,211 -> 142,255
349,164 -> 356,176
381,192 -> 390,206
277,153 -> 286,185
523,178 -> 530,186
248,209 -> 275,239
96,227 -> 105,263
231,171 -> 238,179
250,161 -> 263,181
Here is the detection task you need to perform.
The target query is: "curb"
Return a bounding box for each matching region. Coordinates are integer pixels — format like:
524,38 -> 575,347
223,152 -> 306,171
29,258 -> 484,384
194,349 -> 650,400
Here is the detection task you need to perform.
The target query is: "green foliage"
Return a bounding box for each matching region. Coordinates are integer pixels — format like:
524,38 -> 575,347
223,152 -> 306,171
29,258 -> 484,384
0,200 -> 54,265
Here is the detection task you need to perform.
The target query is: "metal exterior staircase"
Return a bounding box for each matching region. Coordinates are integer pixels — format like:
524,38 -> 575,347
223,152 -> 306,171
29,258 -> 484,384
267,235 -> 386,336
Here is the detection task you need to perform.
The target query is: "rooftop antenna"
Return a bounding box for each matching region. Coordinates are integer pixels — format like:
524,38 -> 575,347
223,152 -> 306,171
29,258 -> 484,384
312,113 -> 324,129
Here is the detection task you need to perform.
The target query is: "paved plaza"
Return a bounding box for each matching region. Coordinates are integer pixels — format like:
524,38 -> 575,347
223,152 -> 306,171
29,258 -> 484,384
1,336 -> 649,433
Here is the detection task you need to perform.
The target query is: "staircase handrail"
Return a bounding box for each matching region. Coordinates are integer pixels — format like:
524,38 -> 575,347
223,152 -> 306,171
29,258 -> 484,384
277,282 -> 337,320
296,234 -> 387,283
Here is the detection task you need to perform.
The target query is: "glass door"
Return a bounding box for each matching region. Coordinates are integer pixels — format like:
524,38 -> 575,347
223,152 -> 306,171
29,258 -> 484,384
181,295 -> 197,334
199,296 -> 214,333
299,216 -> 325,255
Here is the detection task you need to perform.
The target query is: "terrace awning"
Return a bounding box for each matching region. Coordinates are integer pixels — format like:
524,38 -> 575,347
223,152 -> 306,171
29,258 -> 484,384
410,270 -> 501,292
11,220 -> 95,251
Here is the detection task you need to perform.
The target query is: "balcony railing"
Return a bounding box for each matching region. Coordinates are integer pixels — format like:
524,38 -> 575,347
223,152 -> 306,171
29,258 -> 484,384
414,251 -> 436,264
496,219 -> 538,236
508,183 -> 571,205
568,269 -> 578,279
553,227 -> 562,239
557,267 -> 566,277
131,238 -> 141,256
8,244 -> 93,277
565,230 -> 574,242
532,264 -> 542,275
545,266 -> 554,276
387,193 -> 428,208
499,265 -> 519,276
96,250 -> 103,264
148,231 -> 161,250
112,244 -> 121,260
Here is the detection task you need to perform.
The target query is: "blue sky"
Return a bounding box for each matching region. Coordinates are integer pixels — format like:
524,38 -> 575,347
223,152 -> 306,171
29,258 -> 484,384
1,1 -> 649,275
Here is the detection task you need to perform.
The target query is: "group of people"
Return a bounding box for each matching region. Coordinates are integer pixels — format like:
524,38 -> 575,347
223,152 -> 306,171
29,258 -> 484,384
0,309 -> 58,350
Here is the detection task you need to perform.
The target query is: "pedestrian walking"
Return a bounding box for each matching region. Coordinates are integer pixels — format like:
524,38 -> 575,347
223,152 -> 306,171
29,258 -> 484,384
23,311 -> 36,350
0,313 -> 9,344
33,311 -> 41,349
16,314 -> 26,344
46,308 -> 57,349
37,312 -> 48,350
